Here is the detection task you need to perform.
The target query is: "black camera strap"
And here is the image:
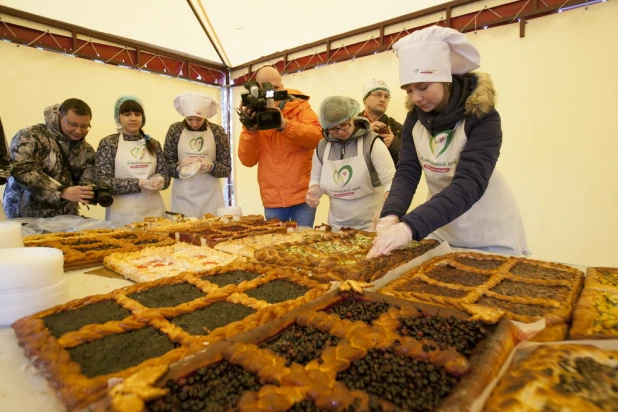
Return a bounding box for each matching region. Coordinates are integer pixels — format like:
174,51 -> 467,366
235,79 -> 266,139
55,139 -> 80,185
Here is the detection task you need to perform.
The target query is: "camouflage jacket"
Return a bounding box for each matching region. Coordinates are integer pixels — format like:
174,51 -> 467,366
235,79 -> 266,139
163,120 -> 231,179
3,104 -> 96,218
96,133 -> 170,195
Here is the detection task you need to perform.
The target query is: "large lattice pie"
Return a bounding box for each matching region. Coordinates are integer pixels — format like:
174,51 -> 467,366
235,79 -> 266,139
107,290 -> 519,412
253,230 -> 439,283
12,262 -> 329,410
379,252 -> 584,341
569,267 -> 618,340
485,343 -> 618,411
24,229 -> 175,271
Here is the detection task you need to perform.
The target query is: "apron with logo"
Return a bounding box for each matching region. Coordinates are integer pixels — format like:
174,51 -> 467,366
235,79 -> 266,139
319,137 -> 383,231
413,120 -> 529,255
171,127 -> 224,217
106,133 -> 166,226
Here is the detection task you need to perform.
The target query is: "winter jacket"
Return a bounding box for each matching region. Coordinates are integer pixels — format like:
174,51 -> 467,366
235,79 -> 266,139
238,89 -> 322,208
96,133 -> 170,195
3,104 -> 96,218
357,111 -> 403,165
310,117 -> 394,191
381,72 -> 503,240
163,120 -> 231,179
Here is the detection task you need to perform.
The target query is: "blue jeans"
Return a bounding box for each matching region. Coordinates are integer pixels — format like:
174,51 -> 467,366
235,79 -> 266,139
264,203 -> 316,228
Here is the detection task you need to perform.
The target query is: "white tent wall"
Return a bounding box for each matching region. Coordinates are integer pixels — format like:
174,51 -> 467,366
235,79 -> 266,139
0,41 -> 223,221
233,2 -> 618,267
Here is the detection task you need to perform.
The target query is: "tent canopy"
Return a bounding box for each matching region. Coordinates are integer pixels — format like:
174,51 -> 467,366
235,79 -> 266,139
0,0 -> 451,67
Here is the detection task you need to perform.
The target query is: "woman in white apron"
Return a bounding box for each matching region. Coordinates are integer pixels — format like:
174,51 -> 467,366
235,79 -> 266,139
95,96 -> 169,227
305,96 -> 395,231
368,26 -> 529,258
163,92 -> 230,218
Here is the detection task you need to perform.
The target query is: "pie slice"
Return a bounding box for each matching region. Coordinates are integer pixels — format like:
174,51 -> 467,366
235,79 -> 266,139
485,344 -> 618,411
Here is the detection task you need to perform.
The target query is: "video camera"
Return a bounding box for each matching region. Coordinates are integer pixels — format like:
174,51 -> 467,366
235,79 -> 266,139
89,183 -> 114,207
238,81 -> 288,130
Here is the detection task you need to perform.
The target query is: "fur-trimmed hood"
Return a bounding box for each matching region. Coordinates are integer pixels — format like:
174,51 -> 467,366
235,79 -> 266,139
464,72 -> 496,118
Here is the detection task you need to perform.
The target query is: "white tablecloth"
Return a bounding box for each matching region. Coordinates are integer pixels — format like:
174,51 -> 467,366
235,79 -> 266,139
0,267 -> 132,411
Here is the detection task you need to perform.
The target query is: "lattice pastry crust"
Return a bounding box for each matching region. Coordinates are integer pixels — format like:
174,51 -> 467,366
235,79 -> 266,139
380,252 -> 584,338
12,263 -> 329,410
253,232 -> 439,282
108,290 -> 519,412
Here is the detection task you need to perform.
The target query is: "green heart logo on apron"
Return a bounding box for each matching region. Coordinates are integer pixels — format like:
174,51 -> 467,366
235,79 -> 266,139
130,144 -> 146,160
190,136 -> 204,151
333,165 -> 353,187
429,129 -> 453,157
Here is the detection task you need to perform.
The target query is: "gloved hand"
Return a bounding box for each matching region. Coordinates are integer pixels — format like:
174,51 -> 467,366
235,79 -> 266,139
198,158 -> 214,173
138,178 -> 153,192
366,222 -> 413,259
177,157 -> 198,172
150,174 -> 165,191
305,185 -> 323,208
374,214 -> 400,232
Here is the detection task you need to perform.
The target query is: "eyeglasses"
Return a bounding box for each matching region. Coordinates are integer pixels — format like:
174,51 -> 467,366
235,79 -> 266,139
369,92 -> 391,101
327,122 -> 352,134
62,116 -> 91,131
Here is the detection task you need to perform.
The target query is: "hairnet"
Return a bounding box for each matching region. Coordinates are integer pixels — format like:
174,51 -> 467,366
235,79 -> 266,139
318,96 -> 361,130
114,95 -> 145,127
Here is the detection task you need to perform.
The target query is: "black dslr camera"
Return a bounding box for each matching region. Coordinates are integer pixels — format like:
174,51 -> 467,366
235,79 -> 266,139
237,81 -> 288,130
90,184 -> 114,207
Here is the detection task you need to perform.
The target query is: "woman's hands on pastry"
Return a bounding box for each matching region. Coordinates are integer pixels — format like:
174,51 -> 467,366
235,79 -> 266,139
366,222 -> 413,259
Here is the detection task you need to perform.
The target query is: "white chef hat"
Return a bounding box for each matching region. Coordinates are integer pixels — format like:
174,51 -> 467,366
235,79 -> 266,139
393,26 -> 480,87
173,91 -> 219,119
363,79 -> 390,100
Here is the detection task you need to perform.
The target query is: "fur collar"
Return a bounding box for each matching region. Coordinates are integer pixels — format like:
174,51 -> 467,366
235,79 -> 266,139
464,71 -> 497,118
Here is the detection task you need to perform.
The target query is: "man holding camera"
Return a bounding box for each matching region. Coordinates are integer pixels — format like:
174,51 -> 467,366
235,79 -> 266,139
358,79 -> 403,165
238,66 -> 322,227
3,98 -> 96,218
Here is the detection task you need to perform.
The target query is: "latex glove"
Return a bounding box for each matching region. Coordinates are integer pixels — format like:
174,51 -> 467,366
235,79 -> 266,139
305,185 -> 323,208
150,174 -> 165,191
374,214 -> 399,233
366,222 -> 413,259
138,178 -> 153,192
177,157 -> 198,172
198,158 -> 214,173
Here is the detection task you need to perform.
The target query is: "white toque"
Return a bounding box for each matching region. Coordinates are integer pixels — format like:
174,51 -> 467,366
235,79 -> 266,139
173,91 -> 219,119
393,26 -> 481,87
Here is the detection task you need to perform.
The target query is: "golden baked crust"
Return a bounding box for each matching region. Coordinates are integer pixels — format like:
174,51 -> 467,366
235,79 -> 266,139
253,231 -> 439,283
569,287 -> 618,340
380,252 -> 584,334
12,263 -> 329,411
585,267 -> 618,293
24,229 -> 175,271
109,290 -> 518,412
485,344 -> 618,412
103,242 -> 241,282
213,230 -> 336,258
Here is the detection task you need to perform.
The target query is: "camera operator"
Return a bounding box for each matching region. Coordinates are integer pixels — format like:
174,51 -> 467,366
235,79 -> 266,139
238,66 -> 322,227
3,99 -> 96,218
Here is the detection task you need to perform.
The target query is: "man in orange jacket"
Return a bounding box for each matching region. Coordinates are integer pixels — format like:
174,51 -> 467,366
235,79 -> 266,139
238,66 -> 322,227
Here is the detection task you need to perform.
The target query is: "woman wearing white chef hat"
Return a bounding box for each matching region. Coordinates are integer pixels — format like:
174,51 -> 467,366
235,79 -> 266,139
163,91 -> 231,217
367,26 -> 529,258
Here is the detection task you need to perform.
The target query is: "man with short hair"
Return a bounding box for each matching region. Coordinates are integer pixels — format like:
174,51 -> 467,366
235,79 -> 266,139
358,79 -> 403,164
238,66 -> 322,227
3,98 -> 96,218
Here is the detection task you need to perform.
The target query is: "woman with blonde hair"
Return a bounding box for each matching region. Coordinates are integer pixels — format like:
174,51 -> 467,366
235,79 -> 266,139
368,26 -> 529,258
